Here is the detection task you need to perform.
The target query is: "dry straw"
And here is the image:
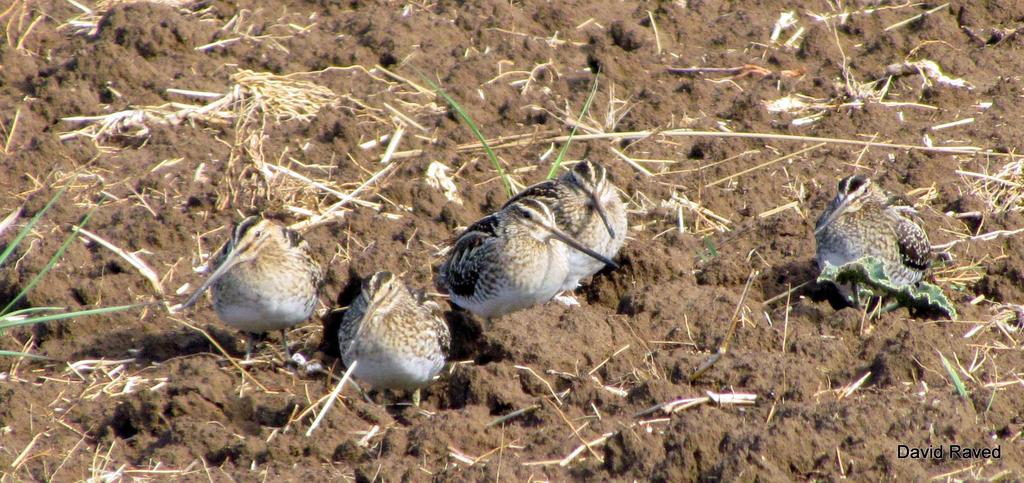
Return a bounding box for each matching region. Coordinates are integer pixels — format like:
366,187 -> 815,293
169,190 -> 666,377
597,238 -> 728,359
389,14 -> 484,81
62,0 -> 193,36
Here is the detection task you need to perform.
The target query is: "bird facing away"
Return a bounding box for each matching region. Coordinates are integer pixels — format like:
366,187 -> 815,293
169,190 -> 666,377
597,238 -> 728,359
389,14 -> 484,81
504,160 -> 628,291
181,216 -> 322,360
436,197 -> 618,319
815,175 -> 931,296
338,271 -> 450,406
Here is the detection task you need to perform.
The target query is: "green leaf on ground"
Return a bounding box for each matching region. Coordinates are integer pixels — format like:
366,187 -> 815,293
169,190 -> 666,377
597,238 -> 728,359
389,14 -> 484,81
817,256 -> 957,319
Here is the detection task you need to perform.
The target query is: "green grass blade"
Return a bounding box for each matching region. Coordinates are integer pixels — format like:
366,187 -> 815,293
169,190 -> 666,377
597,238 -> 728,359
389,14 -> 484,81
703,236 -> 719,258
937,350 -> 969,398
0,307 -> 65,317
0,187 -> 66,268
2,203 -> 101,316
0,304 -> 139,331
547,71 -> 601,179
0,350 -> 50,360
985,388 -> 996,414
420,75 -> 514,198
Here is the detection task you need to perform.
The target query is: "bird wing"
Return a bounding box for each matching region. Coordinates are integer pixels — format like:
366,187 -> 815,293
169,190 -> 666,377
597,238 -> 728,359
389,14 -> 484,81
441,214 -> 500,297
890,208 -> 931,271
503,180 -> 562,208
338,294 -> 367,355
437,321 -> 452,357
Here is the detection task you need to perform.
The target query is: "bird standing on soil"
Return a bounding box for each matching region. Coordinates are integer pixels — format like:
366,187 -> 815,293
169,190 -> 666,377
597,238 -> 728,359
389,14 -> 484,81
339,271 -> 450,406
814,175 -> 931,302
181,216 -> 322,360
504,160 -> 628,292
436,197 -> 618,319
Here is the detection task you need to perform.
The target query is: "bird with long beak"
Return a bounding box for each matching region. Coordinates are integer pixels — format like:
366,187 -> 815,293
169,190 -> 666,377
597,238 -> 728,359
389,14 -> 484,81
503,160 -> 628,292
339,271 -> 450,407
815,175 -> 931,304
436,197 -> 619,319
180,216 -> 322,359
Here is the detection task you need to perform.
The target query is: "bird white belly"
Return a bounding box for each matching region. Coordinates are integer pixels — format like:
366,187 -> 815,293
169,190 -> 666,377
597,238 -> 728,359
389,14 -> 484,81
816,229 -> 865,270
214,295 -> 312,332
817,243 -> 921,287
817,249 -> 857,272
562,231 -> 623,291
460,285 -> 553,319
452,242 -> 568,318
346,352 -> 444,390
563,251 -> 604,291
561,200 -> 626,291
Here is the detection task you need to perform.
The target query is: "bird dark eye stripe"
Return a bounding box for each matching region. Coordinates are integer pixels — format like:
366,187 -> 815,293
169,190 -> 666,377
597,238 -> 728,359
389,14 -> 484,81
576,161 -> 605,184
233,216 -> 261,244
838,177 -> 849,194
367,272 -> 392,292
284,228 -> 302,247
846,176 -> 868,193
518,198 -> 549,217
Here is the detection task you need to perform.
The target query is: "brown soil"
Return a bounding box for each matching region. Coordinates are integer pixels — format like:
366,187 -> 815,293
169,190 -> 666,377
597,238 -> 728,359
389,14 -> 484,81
1,0 -> 1022,480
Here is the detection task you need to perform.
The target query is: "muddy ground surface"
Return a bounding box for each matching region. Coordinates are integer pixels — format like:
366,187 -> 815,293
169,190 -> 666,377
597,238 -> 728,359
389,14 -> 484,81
1,0 -> 1023,480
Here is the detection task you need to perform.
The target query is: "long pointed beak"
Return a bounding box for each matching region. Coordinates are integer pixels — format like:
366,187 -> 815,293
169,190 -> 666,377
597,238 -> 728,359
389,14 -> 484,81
360,294 -> 387,326
591,191 -> 616,239
814,198 -> 851,236
180,249 -> 244,309
541,222 -> 619,269
348,286 -> 394,347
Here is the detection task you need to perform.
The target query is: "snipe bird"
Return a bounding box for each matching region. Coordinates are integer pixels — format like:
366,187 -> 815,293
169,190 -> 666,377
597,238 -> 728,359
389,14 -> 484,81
815,175 -> 931,302
339,271 -> 450,406
505,160 -> 627,291
436,197 -> 618,319
181,216 -> 322,359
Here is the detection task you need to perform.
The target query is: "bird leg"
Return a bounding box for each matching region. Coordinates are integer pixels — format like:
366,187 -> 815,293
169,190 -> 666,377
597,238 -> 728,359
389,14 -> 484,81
551,291 -> 581,307
873,296 -> 901,319
244,333 -> 256,361
280,329 -> 292,359
357,384 -> 374,404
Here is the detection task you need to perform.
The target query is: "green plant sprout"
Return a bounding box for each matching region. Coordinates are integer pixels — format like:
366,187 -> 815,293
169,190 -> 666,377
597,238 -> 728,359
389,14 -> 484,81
423,69 -> 603,198
1,190 -> 138,359
546,70 -> 601,180
421,75 -> 514,198
937,350 -> 969,398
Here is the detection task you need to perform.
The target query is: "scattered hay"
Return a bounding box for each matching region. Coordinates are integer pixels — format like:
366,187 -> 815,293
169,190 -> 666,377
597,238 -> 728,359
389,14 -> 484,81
59,69 -> 339,152
932,259 -> 986,289
635,390 -> 758,417
2,0 -> 46,54
884,59 -> 974,90
659,191 -> 731,234
61,0 -> 194,36
224,69 -> 340,169
60,107 -> 178,146
957,157 -> 1024,213
194,7 -> 314,53
58,69 -> 352,220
